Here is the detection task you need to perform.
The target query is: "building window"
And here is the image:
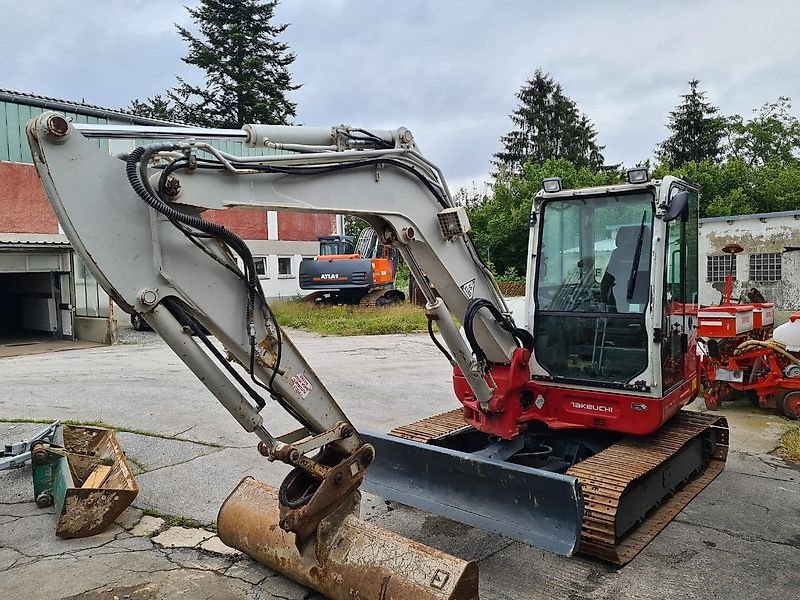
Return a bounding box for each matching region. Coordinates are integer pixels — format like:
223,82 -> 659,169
707,255 -> 735,282
278,256 -> 293,278
253,256 -> 268,278
74,257 -> 111,317
749,253 -> 782,281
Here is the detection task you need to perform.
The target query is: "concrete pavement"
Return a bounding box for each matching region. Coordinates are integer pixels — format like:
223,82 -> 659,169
1,328 -> 798,599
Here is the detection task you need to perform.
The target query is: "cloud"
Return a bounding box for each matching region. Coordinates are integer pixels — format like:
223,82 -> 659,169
3,0 -> 798,189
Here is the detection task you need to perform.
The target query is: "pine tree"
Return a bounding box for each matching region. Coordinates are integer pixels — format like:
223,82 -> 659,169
128,95 -> 177,122
129,0 -> 299,128
656,79 -> 725,166
493,70 -> 605,175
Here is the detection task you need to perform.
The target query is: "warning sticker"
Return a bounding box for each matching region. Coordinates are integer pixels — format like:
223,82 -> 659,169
291,373 -> 313,399
460,278 -> 476,299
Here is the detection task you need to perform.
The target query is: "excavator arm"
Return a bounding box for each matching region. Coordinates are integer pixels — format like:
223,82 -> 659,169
25,112 -> 544,599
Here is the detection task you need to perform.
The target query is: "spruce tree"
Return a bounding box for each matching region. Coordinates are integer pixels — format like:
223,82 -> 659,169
493,70 -> 605,175
656,79 -> 725,166
129,0 -> 299,127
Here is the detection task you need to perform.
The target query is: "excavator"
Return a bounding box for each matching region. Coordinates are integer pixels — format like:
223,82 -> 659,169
26,112 -> 728,599
299,227 -> 405,306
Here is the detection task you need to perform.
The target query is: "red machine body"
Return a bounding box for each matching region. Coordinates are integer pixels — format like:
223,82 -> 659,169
454,349 -> 698,440
698,298 -> 800,418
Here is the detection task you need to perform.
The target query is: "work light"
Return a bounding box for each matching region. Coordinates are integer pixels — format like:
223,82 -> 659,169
627,168 -> 650,184
542,177 -> 562,193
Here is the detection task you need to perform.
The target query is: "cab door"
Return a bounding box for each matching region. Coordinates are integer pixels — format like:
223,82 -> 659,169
661,185 -> 699,391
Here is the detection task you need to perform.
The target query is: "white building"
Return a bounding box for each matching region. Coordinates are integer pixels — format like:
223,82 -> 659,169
699,210 -> 800,323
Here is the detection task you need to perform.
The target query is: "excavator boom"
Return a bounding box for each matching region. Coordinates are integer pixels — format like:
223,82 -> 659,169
26,112 -> 578,598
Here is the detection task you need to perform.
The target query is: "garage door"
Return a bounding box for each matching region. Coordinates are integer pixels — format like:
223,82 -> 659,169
0,249 -> 73,342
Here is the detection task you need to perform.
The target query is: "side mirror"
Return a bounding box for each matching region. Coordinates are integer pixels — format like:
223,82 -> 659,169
663,190 -> 689,222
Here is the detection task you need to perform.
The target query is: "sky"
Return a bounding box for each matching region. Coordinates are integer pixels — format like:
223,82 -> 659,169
3,0 -> 799,192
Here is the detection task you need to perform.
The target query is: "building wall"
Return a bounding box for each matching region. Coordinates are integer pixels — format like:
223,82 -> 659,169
0,163 -> 59,234
699,211 -> 800,320
278,212 -> 336,241
205,208 -> 268,239
245,239 -> 321,300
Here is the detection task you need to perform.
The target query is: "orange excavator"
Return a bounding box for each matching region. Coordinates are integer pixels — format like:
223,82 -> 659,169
299,227 -> 405,306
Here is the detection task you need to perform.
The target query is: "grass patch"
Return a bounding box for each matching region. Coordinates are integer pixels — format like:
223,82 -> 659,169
778,424 -> 800,463
272,301 -> 428,336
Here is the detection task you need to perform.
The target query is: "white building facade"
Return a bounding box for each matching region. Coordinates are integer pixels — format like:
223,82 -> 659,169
699,210 -> 800,323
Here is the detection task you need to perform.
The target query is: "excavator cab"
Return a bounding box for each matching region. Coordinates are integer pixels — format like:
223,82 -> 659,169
364,172 -> 727,564
317,234 -> 355,256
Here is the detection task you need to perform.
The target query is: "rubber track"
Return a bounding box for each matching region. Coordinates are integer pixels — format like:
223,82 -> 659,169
388,409 -> 728,565
566,411 -> 728,564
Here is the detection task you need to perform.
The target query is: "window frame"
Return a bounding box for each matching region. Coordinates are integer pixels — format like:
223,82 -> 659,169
253,256 -> 269,279
749,252 -> 782,282
706,254 -> 735,282
277,256 -> 294,279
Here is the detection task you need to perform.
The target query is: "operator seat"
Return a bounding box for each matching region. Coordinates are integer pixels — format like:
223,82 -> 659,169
601,225 -> 652,312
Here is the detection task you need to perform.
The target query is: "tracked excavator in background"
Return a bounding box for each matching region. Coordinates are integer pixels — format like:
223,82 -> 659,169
27,113 -> 728,599
299,226 -> 406,306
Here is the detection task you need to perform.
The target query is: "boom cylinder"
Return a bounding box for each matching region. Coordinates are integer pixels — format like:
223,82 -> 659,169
426,298 -> 494,408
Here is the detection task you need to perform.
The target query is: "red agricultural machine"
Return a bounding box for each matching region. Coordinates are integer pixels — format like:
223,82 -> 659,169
698,244 -> 800,419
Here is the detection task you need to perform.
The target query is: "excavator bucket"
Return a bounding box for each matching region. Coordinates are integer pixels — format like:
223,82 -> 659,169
218,477 -> 479,600
361,431 -> 584,557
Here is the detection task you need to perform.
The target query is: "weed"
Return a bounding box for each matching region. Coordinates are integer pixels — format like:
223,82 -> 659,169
778,424 -> 800,463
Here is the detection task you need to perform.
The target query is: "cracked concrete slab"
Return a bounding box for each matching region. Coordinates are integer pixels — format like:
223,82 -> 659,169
151,526 -> 214,548
113,506 -> 144,530
127,515 -> 164,537
115,431 -> 221,473
2,332 -> 798,600
133,446 -> 291,526
165,546 -> 235,571
200,535 -> 241,556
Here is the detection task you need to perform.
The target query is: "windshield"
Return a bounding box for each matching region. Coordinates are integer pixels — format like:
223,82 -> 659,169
534,192 -> 654,385
319,239 -> 354,255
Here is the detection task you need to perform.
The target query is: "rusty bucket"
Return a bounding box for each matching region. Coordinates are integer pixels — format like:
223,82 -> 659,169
31,424 -> 138,537
218,477 -> 479,600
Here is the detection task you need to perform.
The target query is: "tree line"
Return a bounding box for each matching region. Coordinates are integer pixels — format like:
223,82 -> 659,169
124,2 -> 800,281
472,72 -> 800,278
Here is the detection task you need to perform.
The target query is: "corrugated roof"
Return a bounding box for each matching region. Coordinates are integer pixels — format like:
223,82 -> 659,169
0,88 -> 181,127
0,233 -> 71,248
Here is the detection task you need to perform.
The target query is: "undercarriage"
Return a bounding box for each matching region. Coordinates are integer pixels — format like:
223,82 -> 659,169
364,408 -> 729,564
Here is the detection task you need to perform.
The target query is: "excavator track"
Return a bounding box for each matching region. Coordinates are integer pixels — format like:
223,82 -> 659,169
359,288 -> 390,308
359,288 -> 406,308
388,409 -> 728,565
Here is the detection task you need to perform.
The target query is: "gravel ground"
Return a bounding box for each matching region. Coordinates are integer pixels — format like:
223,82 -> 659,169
116,323 -> 162,345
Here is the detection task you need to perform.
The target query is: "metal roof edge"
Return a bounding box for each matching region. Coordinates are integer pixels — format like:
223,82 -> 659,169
0,88 -> 182,127
700,209 -> 800,224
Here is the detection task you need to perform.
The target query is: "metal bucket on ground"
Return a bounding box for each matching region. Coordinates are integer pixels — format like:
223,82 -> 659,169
31,424 -> 138,537
218,477 -> 479,600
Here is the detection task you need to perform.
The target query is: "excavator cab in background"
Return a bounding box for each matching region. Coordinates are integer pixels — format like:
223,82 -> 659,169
299,227 -> 406,306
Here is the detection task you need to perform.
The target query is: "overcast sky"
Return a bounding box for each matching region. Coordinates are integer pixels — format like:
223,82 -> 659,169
3,0 -> 799,191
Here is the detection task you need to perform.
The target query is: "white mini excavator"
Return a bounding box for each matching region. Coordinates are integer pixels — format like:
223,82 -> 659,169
27,113 -> 727,599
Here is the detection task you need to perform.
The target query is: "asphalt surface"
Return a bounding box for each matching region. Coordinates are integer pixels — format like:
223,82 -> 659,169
1,328 -> 798,599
